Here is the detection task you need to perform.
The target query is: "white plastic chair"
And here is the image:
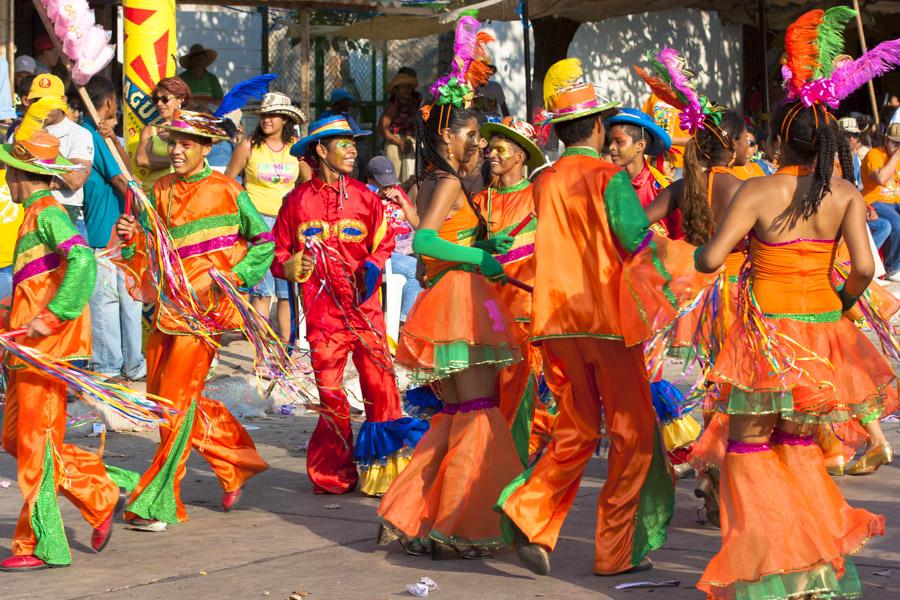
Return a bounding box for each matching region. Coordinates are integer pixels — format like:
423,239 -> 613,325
382,259 -> 406,348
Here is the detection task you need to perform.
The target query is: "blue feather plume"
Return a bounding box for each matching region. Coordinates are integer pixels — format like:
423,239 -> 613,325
214,74 -> 279,117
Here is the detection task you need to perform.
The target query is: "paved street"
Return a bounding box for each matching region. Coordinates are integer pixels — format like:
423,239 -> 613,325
1,337 -> 899,600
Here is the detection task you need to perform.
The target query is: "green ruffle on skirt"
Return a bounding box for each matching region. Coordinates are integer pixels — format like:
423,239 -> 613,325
409,340 -> 518,383
728,557 -> 862,600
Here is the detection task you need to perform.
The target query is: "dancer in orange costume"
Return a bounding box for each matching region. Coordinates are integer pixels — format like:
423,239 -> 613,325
0,106 -> 120,571
114,111 -> 272,531
473,116 -> 554,464
377,17 -> 523,559
497,58 -> 714,577
692,11 -> 900,591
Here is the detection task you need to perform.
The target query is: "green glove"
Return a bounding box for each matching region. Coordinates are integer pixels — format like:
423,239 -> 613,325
413,228 -> 507,283
836,284 -> 860,312
474,234 -> 515,255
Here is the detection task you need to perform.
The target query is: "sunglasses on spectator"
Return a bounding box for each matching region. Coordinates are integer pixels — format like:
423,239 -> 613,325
748,140 -> 758,147
153,95 -> 178,104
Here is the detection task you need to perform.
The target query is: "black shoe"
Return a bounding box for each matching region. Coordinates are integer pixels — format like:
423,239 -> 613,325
511,523 -> 550,575
594,557 -> 653,576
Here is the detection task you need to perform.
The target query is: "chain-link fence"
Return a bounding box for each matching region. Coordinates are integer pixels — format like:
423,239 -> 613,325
266,9 -> 454,171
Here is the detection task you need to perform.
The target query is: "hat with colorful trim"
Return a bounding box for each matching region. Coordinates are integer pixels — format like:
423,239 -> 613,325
290,115 -> 371,157
480,116 -> 546,169
604,107 -> 672,156
543,58 -> 619,124
162,109 -> 230,142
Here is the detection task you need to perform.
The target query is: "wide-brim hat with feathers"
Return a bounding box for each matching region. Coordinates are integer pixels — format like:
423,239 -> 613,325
163,109 -> 230,142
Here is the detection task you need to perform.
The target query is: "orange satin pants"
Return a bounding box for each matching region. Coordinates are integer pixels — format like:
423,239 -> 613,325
500,337 -> 656,574
497,324 -> 556,461
126,331 -> 269,523
2,367 -> 118,557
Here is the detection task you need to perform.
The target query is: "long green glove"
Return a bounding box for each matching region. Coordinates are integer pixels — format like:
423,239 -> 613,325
413,228 -> 507,283
474,234 -> 515,255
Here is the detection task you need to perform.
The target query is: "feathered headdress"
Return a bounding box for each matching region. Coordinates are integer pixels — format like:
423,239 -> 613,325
424,16 -> 494,127
214,74 -> 278,118
781,6 -> 900,108
633,47 -> 724,136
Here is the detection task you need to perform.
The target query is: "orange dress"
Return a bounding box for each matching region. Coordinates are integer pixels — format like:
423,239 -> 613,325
381,189 -> 523,551
698,236 -> 889,599
395,197 -> 523,380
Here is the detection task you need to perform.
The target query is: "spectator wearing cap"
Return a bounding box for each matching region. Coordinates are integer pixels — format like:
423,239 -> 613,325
178,44 -> 224,107
863,123 -> 900,280
14,56 -> 35,90
378,69 -> 421,183
366,155 -> 422,323
33,34 -> 59,75
225,92 -> 310,340
840,117 -> 892,258
81,76 -> 147,383
23,74 -> 93,240
319,88 -> 361,131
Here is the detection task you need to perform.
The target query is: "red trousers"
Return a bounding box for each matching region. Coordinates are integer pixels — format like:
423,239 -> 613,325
125,331 -> 269,523
2,367 -> 118,563
500,337 -> 658,574
308,328 -> 401,494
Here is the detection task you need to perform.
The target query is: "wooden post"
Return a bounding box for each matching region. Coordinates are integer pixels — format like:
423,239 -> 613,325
757,0 -> 770,120
30,0 -> 134,176
5,0 -> 13,87
299,7 -> 310,136
851,0 -> 880,124
523,0 -> 532,122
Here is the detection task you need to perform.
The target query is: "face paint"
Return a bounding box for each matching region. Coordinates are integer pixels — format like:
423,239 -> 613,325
169,134 -> 209,176
488,136 -> 525,178
320,137 -> 357,175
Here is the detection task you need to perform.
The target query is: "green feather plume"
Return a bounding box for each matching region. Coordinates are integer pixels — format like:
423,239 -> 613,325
814,6 -> 856,79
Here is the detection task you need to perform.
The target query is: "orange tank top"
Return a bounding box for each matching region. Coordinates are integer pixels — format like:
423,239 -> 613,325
422,198 -> 480,284
748,236 -> 841,317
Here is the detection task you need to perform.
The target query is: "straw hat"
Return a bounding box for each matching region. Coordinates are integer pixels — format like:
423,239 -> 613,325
162,109 -> 229,142
179,44 -> 218,70
253,92 -> 307,124
386,72 -> 418,93
480,117 -> 546,170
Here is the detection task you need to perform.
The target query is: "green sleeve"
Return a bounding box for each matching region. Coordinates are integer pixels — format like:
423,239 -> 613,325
36,206 -> 96,321
413,228 -> 494,269
232,190 -> 274,287
604,170 -> 652,254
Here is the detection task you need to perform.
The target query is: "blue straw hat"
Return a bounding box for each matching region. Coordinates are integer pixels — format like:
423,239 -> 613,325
290,115 -> 371,157
604,107 -> 671,156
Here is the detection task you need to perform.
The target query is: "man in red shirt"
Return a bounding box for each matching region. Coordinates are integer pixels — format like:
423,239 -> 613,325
272,116 -> 425,496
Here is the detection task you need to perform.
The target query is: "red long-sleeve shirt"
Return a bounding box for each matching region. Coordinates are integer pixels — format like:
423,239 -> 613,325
272,176 -> 394,343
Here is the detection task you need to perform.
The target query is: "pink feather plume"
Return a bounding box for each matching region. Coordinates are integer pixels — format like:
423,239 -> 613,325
829,38 -> 900,102
450,15 -> 481,81
656,47 -> 705,134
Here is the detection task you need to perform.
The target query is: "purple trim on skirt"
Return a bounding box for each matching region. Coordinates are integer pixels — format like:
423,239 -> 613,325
726,439 -> 771,453
770,429 -> 814,446
442,397 -> 495,415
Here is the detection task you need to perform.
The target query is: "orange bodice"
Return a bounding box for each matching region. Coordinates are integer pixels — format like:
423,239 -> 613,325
422,199 -> 480,283
748,237 -> 841,316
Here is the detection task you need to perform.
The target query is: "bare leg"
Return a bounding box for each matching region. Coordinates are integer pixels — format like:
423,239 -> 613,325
276,299 -> 291,343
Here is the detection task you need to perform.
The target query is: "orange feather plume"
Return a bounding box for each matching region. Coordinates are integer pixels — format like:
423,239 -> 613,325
633,65 -> 684,110
785,9 -> 824,93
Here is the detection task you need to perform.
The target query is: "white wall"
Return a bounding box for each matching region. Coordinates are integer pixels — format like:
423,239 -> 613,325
176,4 -> 263,92
485,9 -> 743,119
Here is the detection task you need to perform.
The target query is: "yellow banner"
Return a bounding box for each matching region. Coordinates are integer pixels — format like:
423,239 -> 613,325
123,0 -> 176,182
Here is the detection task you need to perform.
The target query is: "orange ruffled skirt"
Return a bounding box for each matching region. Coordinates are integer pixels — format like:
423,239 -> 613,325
709,316 -> 896,425
396,269 -> 523,383
698,433 -> 883,599
377,399 -> 522,548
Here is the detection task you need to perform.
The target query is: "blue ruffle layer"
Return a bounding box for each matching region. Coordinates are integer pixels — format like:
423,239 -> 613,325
650,379 -> 687,423
402,385 -> 443,418
353,417 -> 429,466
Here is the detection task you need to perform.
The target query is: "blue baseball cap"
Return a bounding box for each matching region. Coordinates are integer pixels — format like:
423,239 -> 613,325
604,107 -> 671,156
330,88 -> 354,105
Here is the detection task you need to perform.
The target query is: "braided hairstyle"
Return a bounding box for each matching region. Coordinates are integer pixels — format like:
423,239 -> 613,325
415,104 -> 487,237
774,101 -> 854,218
681,110 -> 746,246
